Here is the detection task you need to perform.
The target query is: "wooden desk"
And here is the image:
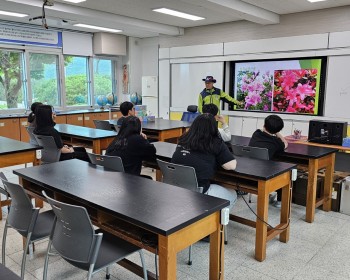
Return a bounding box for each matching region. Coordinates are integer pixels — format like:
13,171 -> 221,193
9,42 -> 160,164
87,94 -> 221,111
55,124 -> 117,154
108,118 -> 191,142
150,142 -> 296,262
294,139 -> 350,151
0,136 -> 41,220
230,135 -> 338,223
14,159 -> 229,280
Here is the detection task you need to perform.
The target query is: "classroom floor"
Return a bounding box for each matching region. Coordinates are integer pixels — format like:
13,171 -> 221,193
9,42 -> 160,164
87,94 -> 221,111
1,164 -> 350,280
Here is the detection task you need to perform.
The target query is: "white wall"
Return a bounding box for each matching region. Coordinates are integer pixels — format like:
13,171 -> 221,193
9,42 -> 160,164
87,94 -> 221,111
119,37 -> 159,104
156,5 -> 350,129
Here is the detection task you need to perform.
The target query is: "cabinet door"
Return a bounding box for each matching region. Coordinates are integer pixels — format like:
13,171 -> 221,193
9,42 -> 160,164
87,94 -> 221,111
55,115 -> 67,124
229,116 -> 243,136
84,113 -> 95,128
95,112 -> 109,120
111,111 -> 122,119
66,114 -> 84,126
241,118 -> 258,137
0,118 -> 20,140
19,118 -> 29,142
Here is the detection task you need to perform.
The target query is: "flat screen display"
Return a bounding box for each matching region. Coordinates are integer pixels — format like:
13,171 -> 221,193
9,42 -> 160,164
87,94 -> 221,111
231,57 -> 326,115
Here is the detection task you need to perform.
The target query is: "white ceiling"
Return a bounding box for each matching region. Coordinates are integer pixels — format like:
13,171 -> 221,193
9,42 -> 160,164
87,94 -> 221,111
1,0 -> 350,38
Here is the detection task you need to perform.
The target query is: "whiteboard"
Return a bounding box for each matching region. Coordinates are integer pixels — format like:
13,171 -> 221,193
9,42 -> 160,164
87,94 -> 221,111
171,62 -> 224,110
324,56 -> 350,119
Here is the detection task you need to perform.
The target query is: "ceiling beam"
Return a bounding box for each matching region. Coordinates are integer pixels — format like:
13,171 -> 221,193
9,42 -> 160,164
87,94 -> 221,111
206,0 -> 280,24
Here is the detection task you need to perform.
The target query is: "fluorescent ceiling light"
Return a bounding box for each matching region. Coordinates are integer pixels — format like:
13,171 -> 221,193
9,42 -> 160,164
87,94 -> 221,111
307,0 -> 327,2
0,10 -> 27,17
73,24 -> 122,33
62,0 -> 86,3
153,8 -> 204,21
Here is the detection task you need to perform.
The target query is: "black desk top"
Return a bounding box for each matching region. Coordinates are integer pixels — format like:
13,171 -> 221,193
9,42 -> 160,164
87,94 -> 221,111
153,142 -> 296,181
108,118 -> 191,131
55,124 -> 117,140
230,135 -> 338,159
0,136 -> 40,155
13,159 -> 228,236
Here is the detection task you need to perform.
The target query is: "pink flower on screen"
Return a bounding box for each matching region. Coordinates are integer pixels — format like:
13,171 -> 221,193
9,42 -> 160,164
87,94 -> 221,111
295,83 -> 315,100
281,70 -> 296,89
245,92 -> 262,107
309,69 -> 318,76
293,69 -> 307,79
285,88 -> 298,107
286,107 -> 296,113
241,83 -> 248,91
263,105 -> 269,111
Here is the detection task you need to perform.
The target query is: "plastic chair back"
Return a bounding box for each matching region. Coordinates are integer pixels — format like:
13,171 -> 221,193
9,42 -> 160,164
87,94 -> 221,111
181,112 -> 200,122
43,191 -> 100,263
0,180 -> 36,235
33,135 -> 61,163
26,126 -> 39,145
87,153 -> 125,172
157,159 -> 202,193
0,172 -> 9,197
231,144 -> 269,160
93,120 -> 113,131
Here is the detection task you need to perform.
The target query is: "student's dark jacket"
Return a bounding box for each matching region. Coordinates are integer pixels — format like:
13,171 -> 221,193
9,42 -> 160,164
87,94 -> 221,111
106,134 -> 156,175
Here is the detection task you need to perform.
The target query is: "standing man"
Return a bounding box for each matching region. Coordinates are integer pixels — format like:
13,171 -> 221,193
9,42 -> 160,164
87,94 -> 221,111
198,76 -> 241,113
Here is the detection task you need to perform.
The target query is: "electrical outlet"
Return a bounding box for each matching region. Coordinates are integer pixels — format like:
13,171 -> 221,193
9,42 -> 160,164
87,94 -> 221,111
292,169 -> 297,181
36,150 -> 42,159
221,207 -> 229,225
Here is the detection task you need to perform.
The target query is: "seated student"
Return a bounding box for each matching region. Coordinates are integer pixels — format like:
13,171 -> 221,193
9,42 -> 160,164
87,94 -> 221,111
117,101 -> 147,139
27,102 -> 43,127
249,115 -> 288,208
117,101 -> 135,126
106,116 -> 156,176
171,113 -> 237,209
202,104 -> 231,142
34,105 -> 90,162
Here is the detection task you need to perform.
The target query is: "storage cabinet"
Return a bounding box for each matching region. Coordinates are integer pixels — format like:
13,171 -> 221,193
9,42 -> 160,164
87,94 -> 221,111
55,115 -> 67,124
66,114 -> 84,126
0,118 -> 20,141
229,116 -> 243,136
84,112 -> 109,128
241,118 -> 258,137
19,118 -> 29,142
111,111 -> 122,119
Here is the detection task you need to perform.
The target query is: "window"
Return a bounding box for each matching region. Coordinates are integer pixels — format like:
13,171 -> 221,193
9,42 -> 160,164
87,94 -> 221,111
0,49 -> 26,109
64,56 -> 89,106
29,53 -> 60,106
93,58 -> 115,103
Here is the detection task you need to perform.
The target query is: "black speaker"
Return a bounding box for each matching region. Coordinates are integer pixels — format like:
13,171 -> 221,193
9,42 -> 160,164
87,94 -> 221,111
308,120 -> 348,145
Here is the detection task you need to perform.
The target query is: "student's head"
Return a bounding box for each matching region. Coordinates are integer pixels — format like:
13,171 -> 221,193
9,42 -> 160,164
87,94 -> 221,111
264,115 -> 284,134
120,101 -> 135,117
117,116 -> 141,139
28,102 -> 43,123
202,76 -> 216,90
31,102 -> 43,113
35,105 -> 55,128
179,113 -> 219,153
202,104 -> 219,116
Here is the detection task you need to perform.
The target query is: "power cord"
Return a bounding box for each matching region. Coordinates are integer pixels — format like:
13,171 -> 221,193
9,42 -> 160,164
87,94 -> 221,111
236,182 -> 293,232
